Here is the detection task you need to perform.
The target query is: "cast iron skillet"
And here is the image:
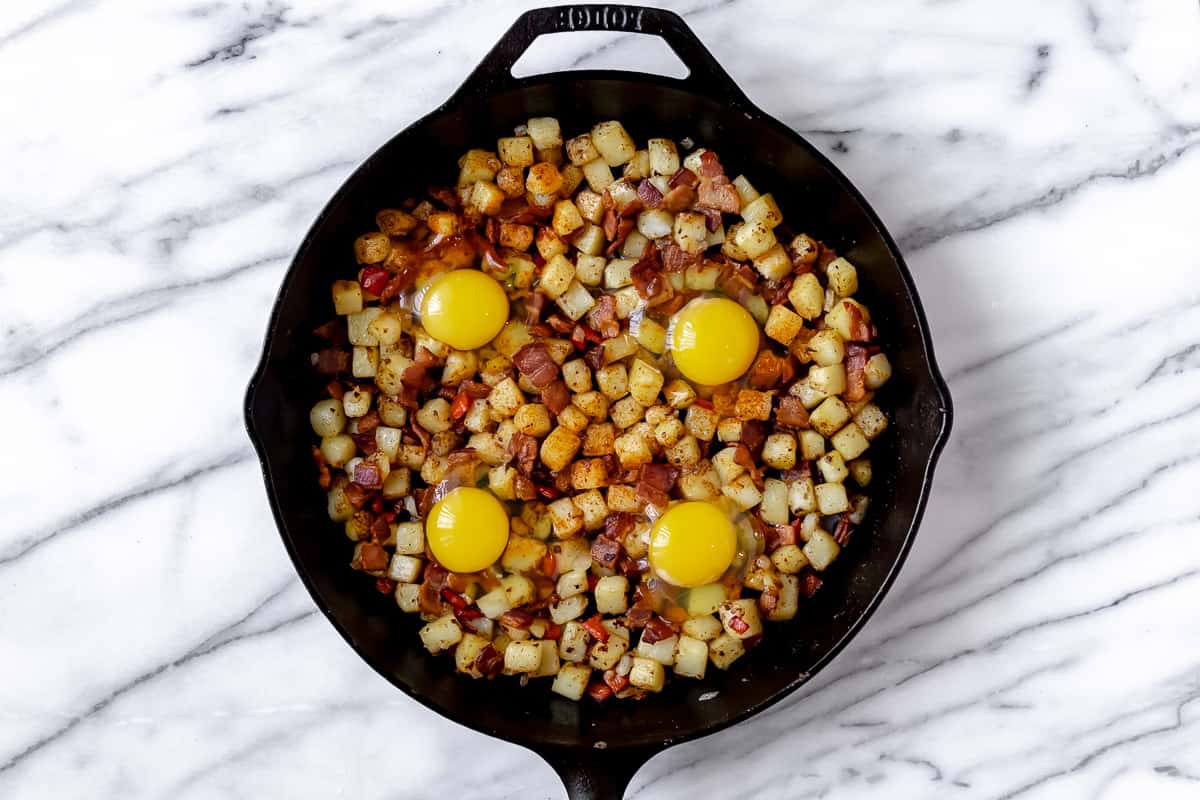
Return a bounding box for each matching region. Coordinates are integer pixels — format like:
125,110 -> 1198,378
244,5 -> 953,798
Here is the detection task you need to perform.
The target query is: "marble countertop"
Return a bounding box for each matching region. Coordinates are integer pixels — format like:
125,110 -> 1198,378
2,1 -> 1199,797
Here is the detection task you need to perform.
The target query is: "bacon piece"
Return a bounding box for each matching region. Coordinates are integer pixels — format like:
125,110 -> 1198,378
512,343 -> 559,389
739,419 -> 768,458
764,277 -> 794,307
618,197 -> 645,220
691,205 -> 723,231
311,447 -> 331,490
428,186 -> 458,209
696,150 -> 724,179
351,462 -> 382,489
605,218 -> 635,255
801,572 -> 823,597
546,313 -> 574,335
460,379 -> 491,399
475,645 -> 503,676
758,588 -> 779,614
586,294 -> 620,340
603,669 -> 629,693
602,207 -> 620,241
781,462 -> 812,482
375,577 -> 397,594
590,536 -> 622,570
313,320 -> 346,344
765,520 -> 799,551
540,379 -> 571,415
843,302 -> 873,342
343,482 -> 372,509
659,242 -> 700,272
625,606 -> 653,630
728,614 -> 750,635
378,267 -> 417,303
834,514 -> 855,547
524,291 -> 547,326
500,609 -> 534,629
325,380 -> 346,401
355,410 -> 380,434
845,343 -> 869,401
314,348 -> 349,376
513,473 -> 538,501
586,681 -> 613,702
697,178 -> 740,214
352,542 -> 389,573
604,512 -> 635,542
583,344 -> 605,370
369,515 -> 391,544
640,463 -> 680,493
667,167 -> 698,188
776,396 -> 812,429
636,482 -> 670,511
641,615 -> 678,644
636,179 -> 663,208
816,243 -> 838,272
508,432 -> 539,475
661,184 -> 696,212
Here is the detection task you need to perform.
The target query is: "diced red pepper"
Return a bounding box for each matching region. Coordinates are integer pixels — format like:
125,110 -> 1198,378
500,609 -> 534,629
440,588 -> 468,610
450,390 -> 472,420
375,578 -> 397,594
539,552 -> 557,578
692,397 -> 714,410
603,670 -> 629,693
454,605 -> 484,623
535,483 -> 560,500
729,615 -> 750,635
543,622 -> 563,640
586,681 -> 613,702
801,573 -> 824,598
581,615 -> 609,643
359,266 -> 390,296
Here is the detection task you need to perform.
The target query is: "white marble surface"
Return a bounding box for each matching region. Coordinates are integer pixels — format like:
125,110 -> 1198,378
2,0 -> 1199,797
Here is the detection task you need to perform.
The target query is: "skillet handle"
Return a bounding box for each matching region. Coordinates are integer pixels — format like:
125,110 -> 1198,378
538,747 -> 654,800
454,4 -> 749,106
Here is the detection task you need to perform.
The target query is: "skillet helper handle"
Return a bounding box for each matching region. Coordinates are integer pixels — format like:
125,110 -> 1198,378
540,747 -> 654,800
455,4 -> 750,106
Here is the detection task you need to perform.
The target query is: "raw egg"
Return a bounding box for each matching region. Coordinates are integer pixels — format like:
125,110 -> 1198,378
426,486 -> 510,573
648,501 -> 737,588
669,297 -> 759,386
419,269 -> 509,350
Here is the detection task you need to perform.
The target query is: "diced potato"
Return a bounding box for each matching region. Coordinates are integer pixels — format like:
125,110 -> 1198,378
623,149 -> 650,180
825,298 -> 871,341
550,199 -> 584,237
804,529 -> 841,571
441,350 -> 478,386
769,574 -> 800,622
588,631 -> 630,671
488,377 -> 524,419
865,353 -> 892,390
492,319 -> 533,358
310,399 -> 346,437
788,477 -> 816,514
673,211 -> 708,254
454,633 -> 490,677
708,633 -> 745,670
552,662 -> 592,700
684,404 -> 719,441
681,614 -> 723,641
550,594 -> 589,625
569,391 -> 607,422
815,482 -> 850,515
419,615 -> 463,654
581,158 -> 614,192
537,253 -> 574,299
395,582 -> 421,612
826,257 -> 858,297
526,162 -> 564,195
458,149 -> 500,185
556,280 -> 597,321
536,227 -> 567,260
603,257 -> 635,290
849,458 -> 872,486
565,458 -> 605,490
606,483 -> 641,512
488,464 -> 517,499
346,307 -> 383,347
556,537 -> 592,572
733,219 -> 777,259
376,208 -> 417,236
756,433 -> 795,471
771,544 -> 808,574
831,422 -> 870,460
571,223 -> 606,256
788,273 -> 824,320
609,395 -> 645,430
611,286 -> 641,320
809,364 -> 847,396
498,135 -> 535,167
386,553 -> 423,583
637,208 -> 675,240
854,403 -> 889,440
470,180 -> 506,215
547,495 -> 583,538
354,231 -> 392,265
566,133 -> 600,165
342,386 -> 373,418
637,633 -> 678,666
501,536 -> 548,574
556,569 -> 588,599
496,166 -> 526,198
504,640 -> 544,673
762,304 -> 803,346
411,397 -> 449,433
331,280 -> 363,315
633,317 -> 667,355
501,574 -> 536,607
320,434 -> 356,468
673,635 -> 708,679
734,389 -> 772,421
591,121 -> 636,166
718,599 -> 763,640
573,575 -> 623,617
722,473 -> 763,511
526,117 -> 562,150
575,190 -> 605,223
753,243 -> 792,280
476,587 -> 513,619
351,345 -> 378,378
741,192 -> 783,229
817,450 -> 849,483
511,403 -> 551,437
573,489 -> 606,531
614,430 -> 653,468
810,396 -> 852,437
582,422 -> 616,456
558,359 -> 589,394
627,359 -> 664,406
629,657 -> 666,692
558,622 -> 590,663
557,404 -> 589,433
760,478 -> 789,525
731,174 -> 759,205
647,138 -> 680,175
570,253 -> 604,287
711,446 -> 746,484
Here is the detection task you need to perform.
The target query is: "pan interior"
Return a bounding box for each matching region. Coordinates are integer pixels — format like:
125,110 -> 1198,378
248,76 -> 947,751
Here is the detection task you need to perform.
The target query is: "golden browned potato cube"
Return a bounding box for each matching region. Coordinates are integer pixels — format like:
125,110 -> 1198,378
673,211 -> 708,254
764,304 -> 804,345
825,257 -> 858,297
760,478 -> 789,525
588,631 -> 630,671
733,219 -> 777,259
354,232 -> 391,264
665,435 -> 702,467
488,377 -> 524,418
386,553 -> 423,583
768,574 -> 800,622
817,450 -> 848,483
540,426 -> 582,472
865,353 -> 892,389
320,434 -> 356,468
636,632 -> 678,665
610,395 -> 646,429
722,473 -> 762,510
552,199 -> 584,237
527,161 -> 564,195
551,662 -> 592,700
331,280 -> 363,315
623,149 -> 650,180
488,464 -> 517,500
501,536 -> 548,574
788,476 -> 816,514
788,272 -> 824,320
628,359 -> 665,406
807,330 -> 844,367
559,163 -> 584,195
655,381 -> 693,411
634,317 -> 667,355
853,403 -> 888,440
476,586 -> 512,620
771,544 -> 808,575
575,253 -> 605,286
498,135 -> 535,167
614,430 -> 654,468
815,482 -> 850,515
653,417 -> 685,448
342,386 -> 372,418
731,174 -> 759,205
496,165 -> 526,197
504,640 -> 543,673
681,614 -> 723,642
539,253 -> 576,298
376,208 -> 417,236
470,180 -> 506,215
555,280 -> 596,321
578,421 -> 614,455
735,389 -> 772,421
717,417 -> 742,444
594,575 -> 629,615
606,483 -> 641,512
673,635 -> 708,679
592,364 -> 627,401
810,396 -> 851,437
849,458 -> 872,486
566,133 -> 600,165
684,404 -> 720,441
549,594 -> 589,625
346,307 -> 382,346
753,243 -> 792,281
825,298 -> 871,341
831,422 -> 870,460
708,632 -> 746,670
648,137 -> 680,176
809,364 -> 847,396
718,599 -> 763,640
636,208 -> 674,239
351,346 -> 378,378
582,158 -> 614,192
562,358 -> 591,393
526,117 -> 562,150
591,121 -> 636,166
628,657 -> 666,692
394,582 -> 421,612
545,496 -> 582,540
558,622 -> 590,663
721,222 -> 749,261
513,403 -> 552,437
567,458 -> 606,490
804,529 -> 841,571
761,433 -> 796,470
574,190 -> 605,223
570,390 -> 609,421
741,192 -> 783,228
557,404 -> 589,433
419,615 -> 463,654
458,149 -> 500,185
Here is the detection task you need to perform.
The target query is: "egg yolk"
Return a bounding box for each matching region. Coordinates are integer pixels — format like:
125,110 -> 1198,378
419,269 -> 510,350
425,486 -> 510,573
669,297 -> 759,386
648,501 -> 737,588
